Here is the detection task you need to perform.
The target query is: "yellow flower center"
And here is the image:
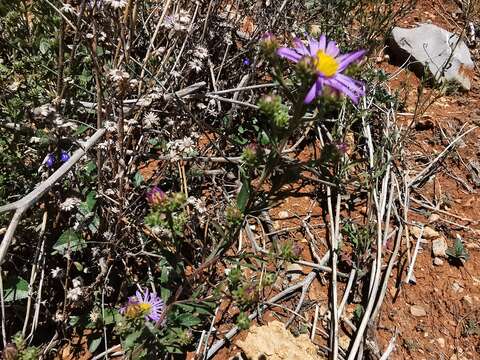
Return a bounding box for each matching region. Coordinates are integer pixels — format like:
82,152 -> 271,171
139,303 -> 152,313
125,302 -> 152,319
314,50 -> 339,77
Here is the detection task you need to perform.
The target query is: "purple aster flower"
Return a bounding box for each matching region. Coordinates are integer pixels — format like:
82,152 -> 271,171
277,36 -> 366,104
44,153 -> 55,168
60,150 -> 70,163
146,186 -> 166,206
120,288 -> 165,322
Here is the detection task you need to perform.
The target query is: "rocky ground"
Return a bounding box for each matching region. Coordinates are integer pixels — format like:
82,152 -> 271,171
210,0 -> 480,359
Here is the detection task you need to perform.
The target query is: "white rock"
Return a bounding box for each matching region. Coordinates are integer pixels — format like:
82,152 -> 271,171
391,24 -> 474,90
410,304 -> 427,317
411,225 -> 439,239
452,281 -> 463,293
428,213 -> 441,223
286,263 -> 303,281
433,257 -> 444,266
432,237 -> 448,258
277,211 -> 289,219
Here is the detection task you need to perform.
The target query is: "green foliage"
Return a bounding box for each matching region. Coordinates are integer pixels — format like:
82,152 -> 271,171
236,311 -> 251,330
446,237 -> 470,263
53,229 -> 87,255
145,192 -> 188,237
279,241 -> 302,262
232,283 -> 258,308
3,276 -> 29,302
12,333 -> 40,360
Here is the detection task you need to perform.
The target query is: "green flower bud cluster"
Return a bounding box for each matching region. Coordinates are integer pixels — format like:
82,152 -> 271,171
259,32 -> 278,58
280,241 -> 302,262
144,191 -> 188,237
241,143 -> 263,167
226,204 -> 243,228
258,95 -> 290,129
236,311 -> 251,330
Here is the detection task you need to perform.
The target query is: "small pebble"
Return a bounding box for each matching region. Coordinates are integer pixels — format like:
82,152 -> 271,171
433,257 -> 444,266
432,237 -> 448,258
410,304 -> 427,317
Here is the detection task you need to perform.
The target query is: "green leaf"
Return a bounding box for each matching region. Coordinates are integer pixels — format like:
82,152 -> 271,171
259,131 -> 270,145
74,261 -> 84,271
74,125 -> 89,136
133,171 -> 144,188
53,229 -> 86,255
160,287 -> 171,302
176,313 -> 201,327
236,179 -> 250,212
88,214 -> 100,234
69,316 -> 80,326
39,38 -> 50,54
176,302 -> 214,315
84,161 -> 97,176
102,309 -> 122,325
3,276 -> 28,302
83,191 -> 97,212
88,337 -> 102,353
160,266 -> 170,284
122,329 -> 143,350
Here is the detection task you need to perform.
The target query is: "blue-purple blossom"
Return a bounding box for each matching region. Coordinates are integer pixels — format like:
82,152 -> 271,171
60,150 -> 70,163
277,36 -> 366,104
45,154 -> 55,168
243,58 -> 251,66
120,288 -> 165,322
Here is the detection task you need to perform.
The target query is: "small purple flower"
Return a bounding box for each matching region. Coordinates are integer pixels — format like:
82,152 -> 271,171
60,150 -> 70,163
242,58 -> 251,66
336,142 -> 348,154
146,186 -> 166,206
277,36 -> 366,104
261,32 -> 274,41
45,154 -> 55,168
120,288 -> 165,322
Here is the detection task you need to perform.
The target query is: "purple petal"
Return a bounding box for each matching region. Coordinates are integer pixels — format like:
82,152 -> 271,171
325,40 -> 340,57
292,38 -> 310,56
308,37 -> 320,54
304,83 -> 317,104
135,290 -> 143,302
319,35 -> 327,52
277,47 -> 302,62
325,74 -> 364,103
304,78 -> 324,104
337,50 -> 366,72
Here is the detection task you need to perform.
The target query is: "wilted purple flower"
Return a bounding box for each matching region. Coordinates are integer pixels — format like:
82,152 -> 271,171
146,186 -> 166,206
336,142 -> 348,154
60,150 -> 70,163
277,36 -> 366,104
120,288 -> 165,322
45,154 -> 55,168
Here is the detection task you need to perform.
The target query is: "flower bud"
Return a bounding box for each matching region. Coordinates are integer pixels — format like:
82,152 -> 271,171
260,32 -> 278,57
45,154 -> 55,168
146,186 -> 166,206
60,150 -> 70,163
